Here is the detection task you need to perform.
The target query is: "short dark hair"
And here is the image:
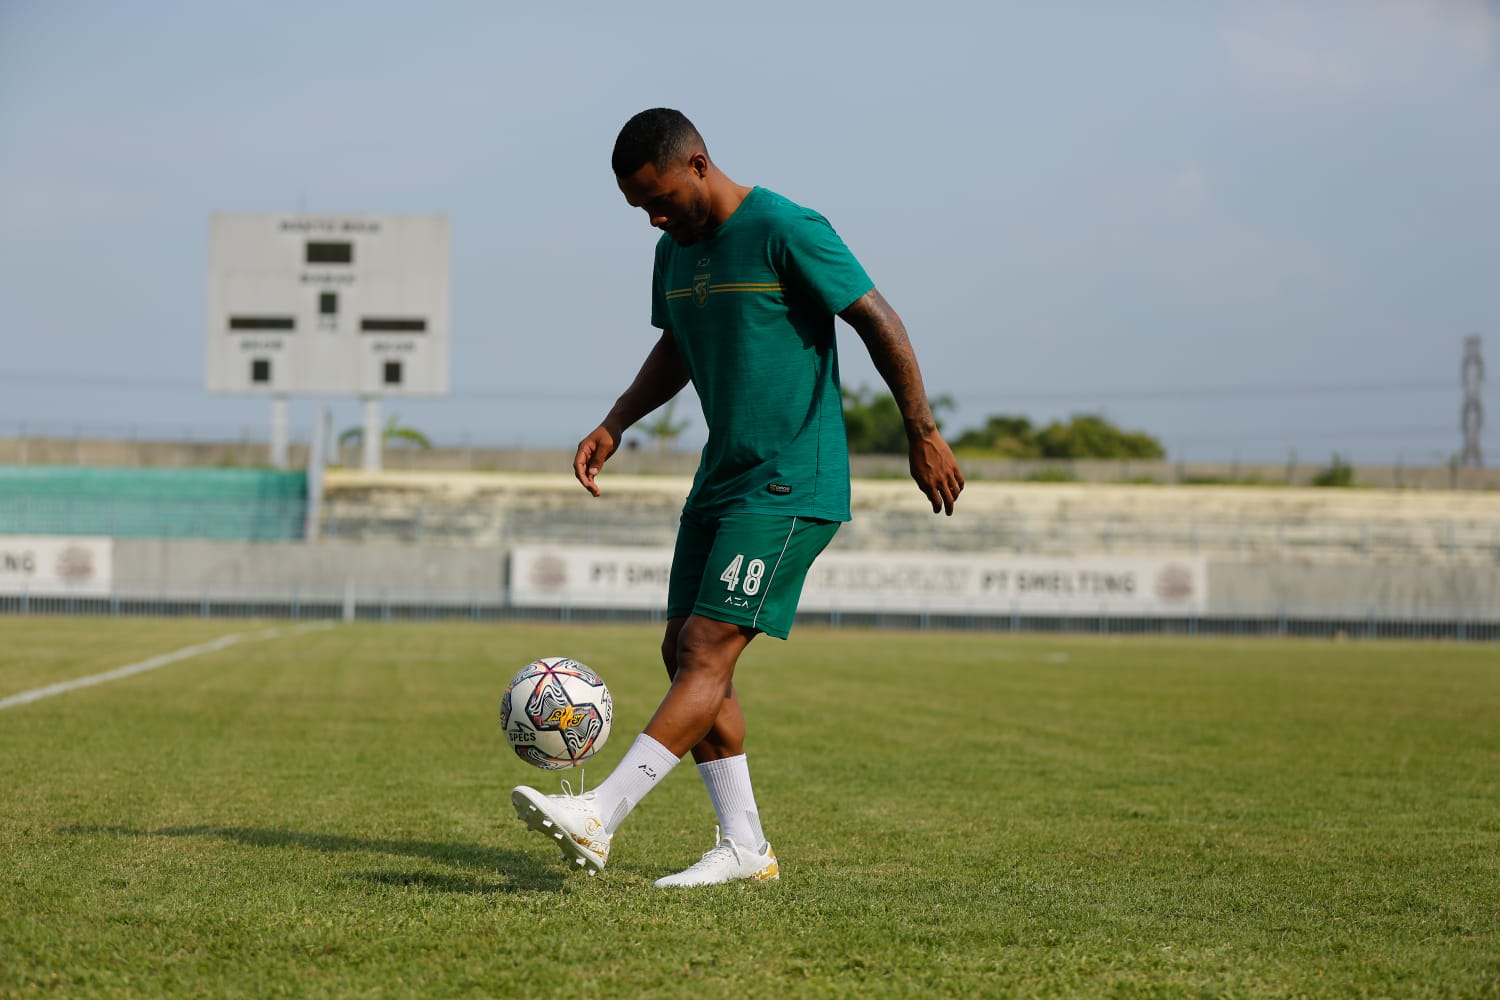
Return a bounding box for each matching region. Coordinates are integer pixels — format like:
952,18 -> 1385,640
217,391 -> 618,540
611,108 -> 705,177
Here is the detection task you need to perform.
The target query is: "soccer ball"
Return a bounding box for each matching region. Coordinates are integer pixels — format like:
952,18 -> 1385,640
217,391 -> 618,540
500,657 -> 613,770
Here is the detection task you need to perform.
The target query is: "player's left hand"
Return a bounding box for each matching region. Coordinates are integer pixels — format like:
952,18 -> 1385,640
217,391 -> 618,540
909,433 -> 964,516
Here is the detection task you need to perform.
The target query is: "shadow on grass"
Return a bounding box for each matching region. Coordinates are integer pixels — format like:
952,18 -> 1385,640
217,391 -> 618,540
58,824 -> 566,893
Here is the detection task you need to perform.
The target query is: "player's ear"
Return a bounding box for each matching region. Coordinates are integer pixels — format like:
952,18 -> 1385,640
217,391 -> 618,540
687,151 -> 710,179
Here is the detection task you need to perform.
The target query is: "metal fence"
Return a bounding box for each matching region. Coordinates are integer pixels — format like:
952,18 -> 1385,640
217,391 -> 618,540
5,590 -> 1495,642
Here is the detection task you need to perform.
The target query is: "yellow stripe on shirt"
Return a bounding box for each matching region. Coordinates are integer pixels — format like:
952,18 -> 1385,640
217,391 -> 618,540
664,283 -> 783,299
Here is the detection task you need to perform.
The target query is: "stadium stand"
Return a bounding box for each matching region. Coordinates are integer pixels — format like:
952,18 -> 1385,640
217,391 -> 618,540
0,466 -> 306,541
5,462 -> 1493,567
319,470 -> 1500,566
5,465 -> 1495,635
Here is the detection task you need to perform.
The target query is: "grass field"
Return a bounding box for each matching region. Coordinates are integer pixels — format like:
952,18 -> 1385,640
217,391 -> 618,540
1,618 -> 1497,998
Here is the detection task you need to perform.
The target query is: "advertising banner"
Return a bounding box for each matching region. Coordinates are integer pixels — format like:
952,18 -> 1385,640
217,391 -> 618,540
800,552 -> 1206,615
510,545 -> 674,610
509,545 -> 1206,617
0,536 -> 114,597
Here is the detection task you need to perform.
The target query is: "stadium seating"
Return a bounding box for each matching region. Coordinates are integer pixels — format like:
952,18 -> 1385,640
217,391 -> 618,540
319,470 -> 1500,566
0,466 -> 307,541
6,463 -> 1495,566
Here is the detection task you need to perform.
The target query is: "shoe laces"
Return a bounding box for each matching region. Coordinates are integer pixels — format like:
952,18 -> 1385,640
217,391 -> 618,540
559,770 -> 588,798
694,825 -> 747,867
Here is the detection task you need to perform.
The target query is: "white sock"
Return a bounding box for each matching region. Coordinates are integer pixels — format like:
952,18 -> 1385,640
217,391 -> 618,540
698,754 -> 766,849
590,734 -> 680,834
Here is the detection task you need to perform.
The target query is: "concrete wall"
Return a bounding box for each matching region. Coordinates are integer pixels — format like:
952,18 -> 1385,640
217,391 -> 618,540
108,539 -> 1499,619
116,539 -> 505,597
1207,562 -> 1500,616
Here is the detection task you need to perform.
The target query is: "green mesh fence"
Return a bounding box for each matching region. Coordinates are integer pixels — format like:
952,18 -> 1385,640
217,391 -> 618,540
0,467 -> 308,540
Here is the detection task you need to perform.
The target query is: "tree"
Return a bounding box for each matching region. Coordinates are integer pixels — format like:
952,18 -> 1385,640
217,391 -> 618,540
951,412 -> 1165,460
953,415 -> 1039,457
1312,454 -> 1354,487
1036,414 -> 1164,460
338,414 -> 433,451
842,385 -> 954,454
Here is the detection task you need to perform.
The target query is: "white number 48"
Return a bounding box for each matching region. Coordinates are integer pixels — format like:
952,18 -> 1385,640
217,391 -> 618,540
719,554 -> 767,596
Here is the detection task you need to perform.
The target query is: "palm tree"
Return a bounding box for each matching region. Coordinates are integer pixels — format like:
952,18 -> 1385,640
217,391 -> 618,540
637,397 -> 690,453
338,413 -> 433,451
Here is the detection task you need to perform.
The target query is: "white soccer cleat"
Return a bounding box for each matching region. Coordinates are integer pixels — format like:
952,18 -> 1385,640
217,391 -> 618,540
512,783 -> 611,875
653,828 -> 780,888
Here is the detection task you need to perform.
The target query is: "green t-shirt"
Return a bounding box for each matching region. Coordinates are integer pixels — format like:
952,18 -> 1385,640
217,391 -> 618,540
650,186 -> 873,521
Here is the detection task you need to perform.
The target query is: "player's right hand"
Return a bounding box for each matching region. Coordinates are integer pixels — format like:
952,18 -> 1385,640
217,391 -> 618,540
573,424 -> 620,497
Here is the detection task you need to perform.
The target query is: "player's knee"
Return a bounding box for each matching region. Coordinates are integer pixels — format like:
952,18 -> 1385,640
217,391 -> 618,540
673,617 -> 743,683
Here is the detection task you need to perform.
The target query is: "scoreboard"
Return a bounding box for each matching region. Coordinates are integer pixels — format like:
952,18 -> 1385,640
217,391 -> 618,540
205,214 -> 450,396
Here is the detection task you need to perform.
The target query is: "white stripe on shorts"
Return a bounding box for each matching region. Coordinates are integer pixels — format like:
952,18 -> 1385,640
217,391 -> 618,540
750,517 -> 798,633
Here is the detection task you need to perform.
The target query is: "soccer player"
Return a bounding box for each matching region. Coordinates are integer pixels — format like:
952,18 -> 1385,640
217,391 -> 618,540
512,108 -> 963,886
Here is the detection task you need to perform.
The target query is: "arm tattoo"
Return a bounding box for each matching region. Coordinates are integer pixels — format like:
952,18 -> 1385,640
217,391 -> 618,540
841,290 -> 938,439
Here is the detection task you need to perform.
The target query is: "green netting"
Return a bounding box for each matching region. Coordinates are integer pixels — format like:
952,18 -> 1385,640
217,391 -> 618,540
0,467 -> 308,540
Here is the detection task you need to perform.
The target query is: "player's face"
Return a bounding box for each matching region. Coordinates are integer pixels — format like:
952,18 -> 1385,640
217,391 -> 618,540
617,156 -> 712,245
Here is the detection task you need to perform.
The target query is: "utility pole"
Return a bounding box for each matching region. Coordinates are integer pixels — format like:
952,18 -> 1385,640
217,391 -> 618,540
1461,336 -> 1483,467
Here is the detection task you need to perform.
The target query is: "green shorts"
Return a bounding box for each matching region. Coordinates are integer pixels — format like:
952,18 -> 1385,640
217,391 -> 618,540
667,510 -> 840,639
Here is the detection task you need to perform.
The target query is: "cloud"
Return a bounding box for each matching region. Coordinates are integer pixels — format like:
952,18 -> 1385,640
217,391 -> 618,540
1226,0 -> 1497,95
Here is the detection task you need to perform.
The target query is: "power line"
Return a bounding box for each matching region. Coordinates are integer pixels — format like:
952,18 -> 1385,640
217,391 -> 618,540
0,369 -> 1460,404
0,371 -> 203,391
0,371 -> 607,402
947,380 -> 1454,404
0,413 -> 1457,445
1169,424 -> 1453,446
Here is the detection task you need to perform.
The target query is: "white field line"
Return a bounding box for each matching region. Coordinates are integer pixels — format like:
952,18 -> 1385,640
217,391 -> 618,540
0,621 -> 335,712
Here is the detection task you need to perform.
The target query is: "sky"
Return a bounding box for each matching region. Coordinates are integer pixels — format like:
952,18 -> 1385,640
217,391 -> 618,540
1,0 -> 1497,466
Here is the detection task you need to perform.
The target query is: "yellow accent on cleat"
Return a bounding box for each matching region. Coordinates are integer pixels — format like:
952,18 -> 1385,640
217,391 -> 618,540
512,785 -> 611,875
654,833 -> 780,888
